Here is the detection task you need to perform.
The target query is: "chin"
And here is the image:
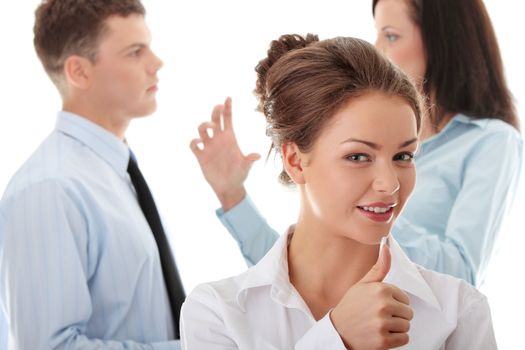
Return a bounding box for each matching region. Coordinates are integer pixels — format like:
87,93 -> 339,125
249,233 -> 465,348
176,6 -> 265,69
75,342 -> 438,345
358,222 -> 394,245
338,224 -> 389,246
133,103 -> 158,118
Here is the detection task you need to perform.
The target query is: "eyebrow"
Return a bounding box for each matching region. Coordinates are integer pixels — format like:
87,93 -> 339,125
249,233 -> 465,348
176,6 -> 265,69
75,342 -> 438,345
381,26 -> 393,31
119,43 -> 147,54
341,137 -> 418,150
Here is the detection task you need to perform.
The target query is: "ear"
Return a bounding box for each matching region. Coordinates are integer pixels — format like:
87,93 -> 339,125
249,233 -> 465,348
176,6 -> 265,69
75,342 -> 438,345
63,55 -> 93,90
282,142 -> 306,185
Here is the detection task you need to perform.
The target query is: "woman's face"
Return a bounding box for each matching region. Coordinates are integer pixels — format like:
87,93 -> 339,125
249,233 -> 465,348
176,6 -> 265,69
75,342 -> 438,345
295,91 -> 418,245
374,0 -> 427,84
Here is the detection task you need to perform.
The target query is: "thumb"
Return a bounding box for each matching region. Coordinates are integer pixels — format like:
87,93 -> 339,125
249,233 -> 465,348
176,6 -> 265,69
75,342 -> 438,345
244,153 -> 261,167
359,237 -> 391,284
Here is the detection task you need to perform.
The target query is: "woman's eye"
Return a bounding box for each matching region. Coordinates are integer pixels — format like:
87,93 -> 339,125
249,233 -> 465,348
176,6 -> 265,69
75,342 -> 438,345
394,152 -> 415,162
386,33 -> 399,42
346,154 -> 370,162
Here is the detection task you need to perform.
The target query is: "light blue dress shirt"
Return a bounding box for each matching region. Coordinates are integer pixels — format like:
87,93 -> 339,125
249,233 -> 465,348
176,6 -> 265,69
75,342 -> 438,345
217,114 -> 522,286
0,112 -> 180,349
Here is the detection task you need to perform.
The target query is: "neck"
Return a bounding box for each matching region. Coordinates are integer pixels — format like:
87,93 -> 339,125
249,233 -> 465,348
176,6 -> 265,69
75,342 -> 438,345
420,110 -> 455,141
63,98 -> 130,140
288,215 -> 379,320
420,90 -> 455,140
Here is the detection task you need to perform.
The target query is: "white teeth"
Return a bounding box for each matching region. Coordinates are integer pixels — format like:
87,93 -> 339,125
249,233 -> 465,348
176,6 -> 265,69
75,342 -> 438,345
361,206 -> 390,213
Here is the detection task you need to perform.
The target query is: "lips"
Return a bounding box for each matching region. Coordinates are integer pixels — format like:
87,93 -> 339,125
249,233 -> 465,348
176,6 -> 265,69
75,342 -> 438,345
147,80 -> 159,92
357,202 -> 396,222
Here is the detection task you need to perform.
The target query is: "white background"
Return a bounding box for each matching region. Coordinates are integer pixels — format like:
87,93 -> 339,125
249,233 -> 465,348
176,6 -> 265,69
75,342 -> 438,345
0,1 -> 523,348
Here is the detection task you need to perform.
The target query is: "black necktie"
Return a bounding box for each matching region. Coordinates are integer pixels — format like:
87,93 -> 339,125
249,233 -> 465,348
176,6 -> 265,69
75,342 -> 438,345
127,152 -> 185,339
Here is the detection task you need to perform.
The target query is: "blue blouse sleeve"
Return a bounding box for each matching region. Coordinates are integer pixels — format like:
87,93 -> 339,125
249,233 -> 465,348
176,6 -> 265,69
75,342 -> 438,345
216,196 -> 279,266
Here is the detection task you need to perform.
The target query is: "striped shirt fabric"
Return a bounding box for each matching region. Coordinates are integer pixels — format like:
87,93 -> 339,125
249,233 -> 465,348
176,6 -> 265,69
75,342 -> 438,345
0,112 -> 180,349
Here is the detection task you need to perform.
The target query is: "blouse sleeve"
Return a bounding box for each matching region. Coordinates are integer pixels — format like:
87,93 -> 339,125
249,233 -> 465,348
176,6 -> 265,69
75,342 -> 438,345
216,195 -> 280,266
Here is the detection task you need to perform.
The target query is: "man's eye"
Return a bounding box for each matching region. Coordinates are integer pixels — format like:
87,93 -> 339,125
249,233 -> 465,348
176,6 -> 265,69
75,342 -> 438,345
130,49 -> 142,57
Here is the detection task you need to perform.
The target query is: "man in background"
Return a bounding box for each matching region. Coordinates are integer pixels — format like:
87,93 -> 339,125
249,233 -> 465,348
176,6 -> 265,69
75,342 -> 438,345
0,1 -> 184,348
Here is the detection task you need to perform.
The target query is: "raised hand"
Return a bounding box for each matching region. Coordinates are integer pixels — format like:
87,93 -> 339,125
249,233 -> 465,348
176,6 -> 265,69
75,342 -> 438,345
330,239 -> 413,349
190,97 -> 261,211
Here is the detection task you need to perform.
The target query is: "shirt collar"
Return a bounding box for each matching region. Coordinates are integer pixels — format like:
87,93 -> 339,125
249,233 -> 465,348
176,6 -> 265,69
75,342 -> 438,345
55,111 -> 130,178
383,236 -> 441,310
236,225 -> 311,313
236,227 -> 441,312
445,113 -> 488,129
422,113 -> 488,147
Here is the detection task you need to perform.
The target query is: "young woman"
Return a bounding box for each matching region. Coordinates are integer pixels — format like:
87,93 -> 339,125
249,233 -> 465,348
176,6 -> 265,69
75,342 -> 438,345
183,35 -> 495,349
191,0 -> 522,286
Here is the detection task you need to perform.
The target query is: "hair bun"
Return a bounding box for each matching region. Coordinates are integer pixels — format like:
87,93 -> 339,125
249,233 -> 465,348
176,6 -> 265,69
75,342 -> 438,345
255,34 -> 319,115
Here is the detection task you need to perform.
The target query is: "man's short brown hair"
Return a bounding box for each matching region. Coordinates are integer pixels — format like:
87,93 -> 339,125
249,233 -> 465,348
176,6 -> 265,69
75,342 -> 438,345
34,0 -> 145,88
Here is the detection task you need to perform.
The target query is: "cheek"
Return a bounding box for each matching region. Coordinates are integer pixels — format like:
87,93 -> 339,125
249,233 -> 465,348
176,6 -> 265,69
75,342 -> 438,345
389,44 -> 414,74
101,64 -> 142,89
305,164 -> 368,214
387,42 -> 426,81
398,167 -> 417,207
323,167 -> 371,211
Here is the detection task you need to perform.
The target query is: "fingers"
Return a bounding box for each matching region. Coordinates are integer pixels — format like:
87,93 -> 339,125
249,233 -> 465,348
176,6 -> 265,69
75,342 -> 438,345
210,98 -> 232,131
389,298 -> 413,320
359,240 -> 391,284
382,284 -> 412,319
390,285 -> 410,306
222,97 -> 233,131
211,104 -> 223,129
189,138 -> 203,155
386,317 -> 411,333
385,332 -> 410,349
198,121 -> 219,142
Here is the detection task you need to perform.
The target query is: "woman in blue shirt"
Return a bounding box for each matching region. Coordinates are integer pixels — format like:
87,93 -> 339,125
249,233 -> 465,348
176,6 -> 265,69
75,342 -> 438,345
190,0 -> 522,286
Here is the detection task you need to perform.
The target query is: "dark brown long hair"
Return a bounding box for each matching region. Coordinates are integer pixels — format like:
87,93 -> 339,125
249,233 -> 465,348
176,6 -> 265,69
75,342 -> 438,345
372,0 -> 519,130
255,34 -> 423,185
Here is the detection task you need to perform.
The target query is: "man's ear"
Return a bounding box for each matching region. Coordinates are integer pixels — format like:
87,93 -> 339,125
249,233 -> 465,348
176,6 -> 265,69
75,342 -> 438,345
282,142 -> 307,185
63,55 -> 92,90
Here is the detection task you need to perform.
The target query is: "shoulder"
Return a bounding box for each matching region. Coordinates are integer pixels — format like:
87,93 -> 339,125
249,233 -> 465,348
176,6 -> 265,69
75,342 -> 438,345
185,270 -> 253,310
451,115 -> 522,168
2,131 -> 94,202
416,264 -> 488,316
460,114 -> 521,143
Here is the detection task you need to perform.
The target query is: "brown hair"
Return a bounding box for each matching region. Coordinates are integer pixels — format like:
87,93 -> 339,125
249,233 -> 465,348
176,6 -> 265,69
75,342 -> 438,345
255,34 -> 423,185
372,0 -> 519,130
34,0 -> 145,88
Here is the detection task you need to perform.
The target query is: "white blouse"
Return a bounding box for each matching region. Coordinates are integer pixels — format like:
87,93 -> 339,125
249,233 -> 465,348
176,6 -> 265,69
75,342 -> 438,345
180,229 -> 496,349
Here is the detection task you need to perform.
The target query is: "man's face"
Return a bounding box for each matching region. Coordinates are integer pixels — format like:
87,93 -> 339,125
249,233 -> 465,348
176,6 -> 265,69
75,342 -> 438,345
88,14 -> 162,122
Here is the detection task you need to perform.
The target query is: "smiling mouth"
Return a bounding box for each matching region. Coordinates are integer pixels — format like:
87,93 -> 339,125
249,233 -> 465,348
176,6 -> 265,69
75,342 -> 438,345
357,205 -> 395,222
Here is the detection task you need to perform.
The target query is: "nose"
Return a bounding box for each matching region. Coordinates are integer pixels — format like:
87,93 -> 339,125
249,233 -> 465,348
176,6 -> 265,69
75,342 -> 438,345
372,163 -> 400,194
147,50 -> 163,74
